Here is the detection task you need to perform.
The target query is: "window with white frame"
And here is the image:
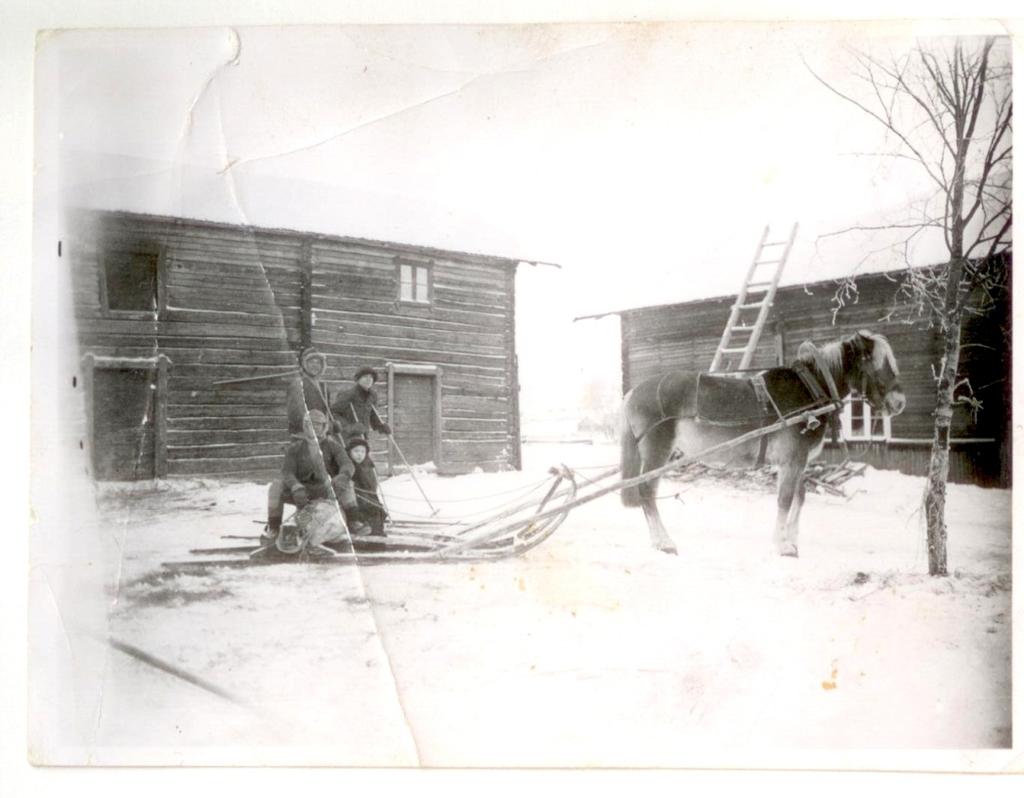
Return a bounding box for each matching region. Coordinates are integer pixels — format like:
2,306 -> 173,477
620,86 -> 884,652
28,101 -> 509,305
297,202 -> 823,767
398,262 -> 431,304
840,393 -> 892,441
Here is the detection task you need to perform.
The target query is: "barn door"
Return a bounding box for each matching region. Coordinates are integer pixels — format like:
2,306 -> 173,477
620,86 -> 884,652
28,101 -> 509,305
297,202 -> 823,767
91,367 -> 157,480
388,365 -> 442,471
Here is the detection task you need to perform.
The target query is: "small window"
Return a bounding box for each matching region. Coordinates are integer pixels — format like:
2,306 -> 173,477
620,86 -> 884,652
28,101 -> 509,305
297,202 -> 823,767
105,249 -> 159,312
840,393 -> 891,441
398,262 -> 431,304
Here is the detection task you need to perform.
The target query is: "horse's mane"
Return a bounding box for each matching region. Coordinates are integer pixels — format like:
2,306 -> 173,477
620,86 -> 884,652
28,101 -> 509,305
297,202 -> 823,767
870,332 -> 900,375
794,331 -> 899,378
794,337 -> 845,376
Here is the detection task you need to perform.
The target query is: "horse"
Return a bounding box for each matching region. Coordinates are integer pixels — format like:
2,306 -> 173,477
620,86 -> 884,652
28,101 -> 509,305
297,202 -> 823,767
619,330 -> 905,557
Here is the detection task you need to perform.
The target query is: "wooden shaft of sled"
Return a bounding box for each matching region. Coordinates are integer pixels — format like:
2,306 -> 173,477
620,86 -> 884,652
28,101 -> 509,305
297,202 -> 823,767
212,368 -> 300,386
387,432 -> 438,514
439,406 -> 838,555
369,402 -> 436,514
446,465 -> 619,542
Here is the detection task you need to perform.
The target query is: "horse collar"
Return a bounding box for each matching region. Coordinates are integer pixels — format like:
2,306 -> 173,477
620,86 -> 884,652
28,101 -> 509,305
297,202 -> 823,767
655,373 -> 669,419
793,351 -> 841,409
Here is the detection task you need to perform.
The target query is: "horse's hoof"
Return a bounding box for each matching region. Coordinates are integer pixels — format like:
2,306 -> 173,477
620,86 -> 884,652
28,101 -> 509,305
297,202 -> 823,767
659,544 -> 678,556
777,544 -> 799,558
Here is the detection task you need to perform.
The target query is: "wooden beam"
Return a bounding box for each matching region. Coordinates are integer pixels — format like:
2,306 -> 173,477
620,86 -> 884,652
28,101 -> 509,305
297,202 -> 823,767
774,318 -> 787,366
299,238 -> 314,349
433,366 -> 444,472
386,362 -> 395,477
506,266 -> 522,470
155,354 -> 172,478
620,315 -> 631,393
81,354 -> 96,480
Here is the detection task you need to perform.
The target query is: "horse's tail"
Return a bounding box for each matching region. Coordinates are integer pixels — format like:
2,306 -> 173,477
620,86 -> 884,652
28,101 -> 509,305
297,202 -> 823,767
620,399 -> 644,507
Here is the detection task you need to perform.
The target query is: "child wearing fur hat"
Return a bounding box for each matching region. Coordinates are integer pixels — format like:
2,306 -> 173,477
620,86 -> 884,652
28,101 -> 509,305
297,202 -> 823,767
344,436 -> 387,537
286,347 -> 332,436
330,365 -> 392,443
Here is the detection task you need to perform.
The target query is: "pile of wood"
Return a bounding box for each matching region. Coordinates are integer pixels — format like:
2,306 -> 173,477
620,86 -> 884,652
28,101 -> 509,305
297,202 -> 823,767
802,461 -> 867,496
665,463 -> 777,493
664,460 -> 868,497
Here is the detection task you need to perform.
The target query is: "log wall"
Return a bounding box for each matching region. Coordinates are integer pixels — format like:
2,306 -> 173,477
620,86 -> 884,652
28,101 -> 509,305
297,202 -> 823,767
70,210 -> 521,480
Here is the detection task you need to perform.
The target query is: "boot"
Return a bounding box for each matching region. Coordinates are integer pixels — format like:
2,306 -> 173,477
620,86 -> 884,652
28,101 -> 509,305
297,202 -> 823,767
276,525 -> 302,554
345,507 -> 371,536
260,521 -> 279,548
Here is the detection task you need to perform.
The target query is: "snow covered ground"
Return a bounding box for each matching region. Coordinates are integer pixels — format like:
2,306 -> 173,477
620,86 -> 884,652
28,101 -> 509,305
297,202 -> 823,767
57,442 -> 1011,766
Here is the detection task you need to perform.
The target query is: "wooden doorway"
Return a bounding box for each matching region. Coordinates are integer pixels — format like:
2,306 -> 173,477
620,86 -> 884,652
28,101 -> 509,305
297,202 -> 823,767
387,364 -> 442,473
83,354 -> 170,481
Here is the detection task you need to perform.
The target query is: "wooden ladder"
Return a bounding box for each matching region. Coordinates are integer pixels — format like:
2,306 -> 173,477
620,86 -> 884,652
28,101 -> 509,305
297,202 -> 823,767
709,223 -> 798,373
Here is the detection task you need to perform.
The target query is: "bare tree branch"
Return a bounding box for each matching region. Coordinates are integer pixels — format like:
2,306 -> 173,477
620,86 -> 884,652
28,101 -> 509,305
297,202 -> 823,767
801,54 -> 950,192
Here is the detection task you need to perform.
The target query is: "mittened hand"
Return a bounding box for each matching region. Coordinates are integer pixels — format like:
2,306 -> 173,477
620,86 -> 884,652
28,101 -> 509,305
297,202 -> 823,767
379,423 -> 392,435
292,487 -> 310,508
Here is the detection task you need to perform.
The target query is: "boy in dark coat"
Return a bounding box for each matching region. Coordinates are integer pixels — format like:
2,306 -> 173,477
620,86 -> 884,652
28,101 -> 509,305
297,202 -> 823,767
344,437 -> 387,536
266,410 -> 369,545
331,366 -> 392,443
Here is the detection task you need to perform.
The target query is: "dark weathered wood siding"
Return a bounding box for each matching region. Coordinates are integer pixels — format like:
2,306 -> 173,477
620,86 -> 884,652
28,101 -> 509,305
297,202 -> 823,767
70,210 -> 521,480
619,267 -> 1010,486
308,237 -> 521,474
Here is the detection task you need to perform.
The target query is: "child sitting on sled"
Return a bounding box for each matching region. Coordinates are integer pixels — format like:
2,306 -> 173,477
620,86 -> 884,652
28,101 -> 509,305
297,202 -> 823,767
262,410 -> 369,558
344,436 -> 388,537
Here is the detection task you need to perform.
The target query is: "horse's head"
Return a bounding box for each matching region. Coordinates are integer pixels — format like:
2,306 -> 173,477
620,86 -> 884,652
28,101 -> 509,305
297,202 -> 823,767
851,330 -> 906,417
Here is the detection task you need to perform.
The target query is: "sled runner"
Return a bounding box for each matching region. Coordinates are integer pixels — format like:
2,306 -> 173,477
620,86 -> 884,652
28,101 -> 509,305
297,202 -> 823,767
161,465 -> 585,571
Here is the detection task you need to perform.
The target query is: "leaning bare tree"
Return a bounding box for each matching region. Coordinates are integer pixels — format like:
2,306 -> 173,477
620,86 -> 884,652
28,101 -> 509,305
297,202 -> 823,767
807,37 -> 1011,576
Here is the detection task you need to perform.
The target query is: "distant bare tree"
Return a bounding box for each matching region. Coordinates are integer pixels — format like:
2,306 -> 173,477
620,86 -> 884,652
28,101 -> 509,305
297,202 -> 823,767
806,37 -> 1011,576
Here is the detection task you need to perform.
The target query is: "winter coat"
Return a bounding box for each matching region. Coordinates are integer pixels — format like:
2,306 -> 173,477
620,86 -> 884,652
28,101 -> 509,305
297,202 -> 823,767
331,385 -> 389,440
352,458 -> 380,505
286,374 -> 332,435
281,436 -> 353,496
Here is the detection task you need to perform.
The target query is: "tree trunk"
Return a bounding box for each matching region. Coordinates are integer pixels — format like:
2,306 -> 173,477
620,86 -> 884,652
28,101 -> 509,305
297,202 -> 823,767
925,137 -> 970,573
923,119 -> 971,577
924,308 -> 963,576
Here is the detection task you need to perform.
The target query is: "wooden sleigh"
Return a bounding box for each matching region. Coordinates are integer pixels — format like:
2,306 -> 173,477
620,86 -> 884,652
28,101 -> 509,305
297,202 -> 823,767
161,465 -> 584,572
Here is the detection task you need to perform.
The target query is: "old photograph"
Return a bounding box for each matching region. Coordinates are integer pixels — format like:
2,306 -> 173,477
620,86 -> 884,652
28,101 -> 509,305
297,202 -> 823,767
28,20 -> 1013,768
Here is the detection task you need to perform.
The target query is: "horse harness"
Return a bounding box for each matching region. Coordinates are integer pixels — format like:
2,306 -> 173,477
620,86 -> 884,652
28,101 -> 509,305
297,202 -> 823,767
634,346 -> 847,466
791,344 -> 848,455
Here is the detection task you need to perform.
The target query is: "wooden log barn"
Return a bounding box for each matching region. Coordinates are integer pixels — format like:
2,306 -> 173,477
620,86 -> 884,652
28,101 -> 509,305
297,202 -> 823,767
69,209 -> 525,481
610,261 -> 1011,487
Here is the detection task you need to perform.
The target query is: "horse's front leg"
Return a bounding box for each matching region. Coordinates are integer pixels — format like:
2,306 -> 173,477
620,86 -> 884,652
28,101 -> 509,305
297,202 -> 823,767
773,462 -> 803,557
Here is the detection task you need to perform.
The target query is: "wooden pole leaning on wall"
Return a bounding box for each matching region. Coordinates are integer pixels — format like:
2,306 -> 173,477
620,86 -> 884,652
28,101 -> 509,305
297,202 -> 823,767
299,238 -> 314,350
384,424 -> 440,517
212,369 -> 300,386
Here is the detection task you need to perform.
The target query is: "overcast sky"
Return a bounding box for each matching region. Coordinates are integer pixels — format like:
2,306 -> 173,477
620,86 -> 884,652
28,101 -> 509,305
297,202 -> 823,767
44,21 -> 1011,417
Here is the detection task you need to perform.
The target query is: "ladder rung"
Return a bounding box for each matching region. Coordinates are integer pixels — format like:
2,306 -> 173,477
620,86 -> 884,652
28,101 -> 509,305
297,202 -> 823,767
713,224 -> 795,373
